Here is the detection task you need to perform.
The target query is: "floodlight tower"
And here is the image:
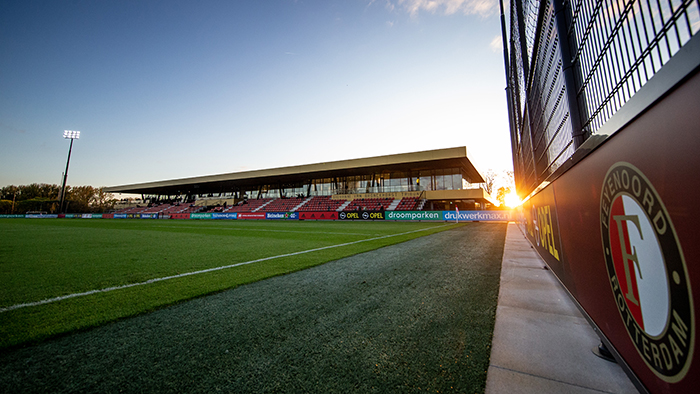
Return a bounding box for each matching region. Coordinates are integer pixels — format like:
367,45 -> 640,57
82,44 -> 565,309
59,130 -> 80,213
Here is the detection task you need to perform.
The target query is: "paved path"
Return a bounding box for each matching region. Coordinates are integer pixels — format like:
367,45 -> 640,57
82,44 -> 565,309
485,223 -> 639,393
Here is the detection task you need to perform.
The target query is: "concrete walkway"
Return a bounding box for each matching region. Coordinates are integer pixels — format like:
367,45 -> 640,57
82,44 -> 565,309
485,223 -> 639,393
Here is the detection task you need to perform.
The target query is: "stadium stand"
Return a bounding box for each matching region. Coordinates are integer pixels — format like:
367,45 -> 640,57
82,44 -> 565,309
111,195 -> 435,216
343,198 -> 393,211
113,196 -> 431,215
140,205 -> 165,214
296,196 -> 345,212
113,206 -> 149,214
262,197 -> 307,212
394,197 -> 420,211
198,196 -> 426,213
106,147 -> 496,210
113,203 -> 200,215
223,198 -> 272,213
161,203 -> 199,214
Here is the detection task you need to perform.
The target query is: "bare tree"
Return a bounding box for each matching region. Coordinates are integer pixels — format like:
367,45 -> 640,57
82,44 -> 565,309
482,170 -> 497,195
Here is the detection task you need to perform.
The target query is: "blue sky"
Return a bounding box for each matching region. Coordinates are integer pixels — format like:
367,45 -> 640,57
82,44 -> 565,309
0,0 -> 512,189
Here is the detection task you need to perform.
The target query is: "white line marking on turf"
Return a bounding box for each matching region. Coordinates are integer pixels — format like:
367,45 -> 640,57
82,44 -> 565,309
0,224 -> 452,313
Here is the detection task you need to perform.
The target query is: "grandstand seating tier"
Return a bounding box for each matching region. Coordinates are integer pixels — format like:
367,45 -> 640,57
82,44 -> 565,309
114,196 -> 426,215
223,198 -> 272,212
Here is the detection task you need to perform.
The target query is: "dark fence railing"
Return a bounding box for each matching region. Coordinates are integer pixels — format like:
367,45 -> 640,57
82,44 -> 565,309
504,0 -> 700,198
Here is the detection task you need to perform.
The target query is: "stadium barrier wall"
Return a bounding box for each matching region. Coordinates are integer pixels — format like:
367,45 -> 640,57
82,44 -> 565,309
513,51 -> 700,393
169,213 -> 190,219
111,213 -> 159,219
190,213 -> 212,219
502,0 -> 700,389
138,213 -> 159,219
74,214 -> 104,219
212,213 -> 238,219
2,210 -> 511,222
442,211 -> 512,222
384,211 -> 511,221
238,213 -> 266,220
385,211 -> 442,221
298,212 -> 338,220
265,212 -> 298,220
338,211 -> 385,220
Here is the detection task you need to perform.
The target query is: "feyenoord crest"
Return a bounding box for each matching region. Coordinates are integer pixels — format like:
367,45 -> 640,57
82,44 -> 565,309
600,162 -> 694,382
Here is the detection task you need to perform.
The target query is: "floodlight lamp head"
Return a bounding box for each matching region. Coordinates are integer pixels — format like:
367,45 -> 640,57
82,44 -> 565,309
63,130 -> 80,139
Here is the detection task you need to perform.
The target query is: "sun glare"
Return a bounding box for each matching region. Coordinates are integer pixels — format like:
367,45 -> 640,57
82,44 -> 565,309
504,191 -> 522,208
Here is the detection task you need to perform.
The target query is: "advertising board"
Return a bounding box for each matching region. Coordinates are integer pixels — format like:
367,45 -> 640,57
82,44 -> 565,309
79,214 -> 103,219
385,211 -> 441,221
298,212 -> 338,220
169,213 -> 190,219
338,211 -> 385,220
190,213 -> 213,219
212,213 -> 238,220
265,212 -> 298,220
0,215 -> 25,218
113,214 -> 128,219
25,214 -> 58,219
443,210 -> 512,222
137,213 -> 158,219
237,213 -> 266,220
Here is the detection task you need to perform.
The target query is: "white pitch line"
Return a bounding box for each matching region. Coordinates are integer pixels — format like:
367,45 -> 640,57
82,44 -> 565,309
0,224 -> 451,313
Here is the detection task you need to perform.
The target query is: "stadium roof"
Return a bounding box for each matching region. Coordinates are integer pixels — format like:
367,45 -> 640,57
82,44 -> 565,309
105,146 -> 485,196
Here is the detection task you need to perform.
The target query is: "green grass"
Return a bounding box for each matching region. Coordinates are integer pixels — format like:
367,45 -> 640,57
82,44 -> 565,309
0,218 -> 459,348
0,222 -> 507,393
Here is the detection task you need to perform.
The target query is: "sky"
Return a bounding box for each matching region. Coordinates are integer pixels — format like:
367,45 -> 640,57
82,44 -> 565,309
0,0 -> 513,190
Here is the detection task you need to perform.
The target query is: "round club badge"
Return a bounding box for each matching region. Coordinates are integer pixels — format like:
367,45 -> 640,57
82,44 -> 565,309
600,162 -> 693,382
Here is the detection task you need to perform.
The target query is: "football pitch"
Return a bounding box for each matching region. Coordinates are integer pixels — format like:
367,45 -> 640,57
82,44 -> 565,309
0,218 -> 461,348
1,219 -> 508,393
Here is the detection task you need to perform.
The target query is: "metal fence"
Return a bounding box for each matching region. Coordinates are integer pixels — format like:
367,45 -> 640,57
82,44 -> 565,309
504,0 -> 700,197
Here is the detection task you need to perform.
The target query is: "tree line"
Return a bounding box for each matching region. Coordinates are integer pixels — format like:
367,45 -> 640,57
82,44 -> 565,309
0,184 -> 116,214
